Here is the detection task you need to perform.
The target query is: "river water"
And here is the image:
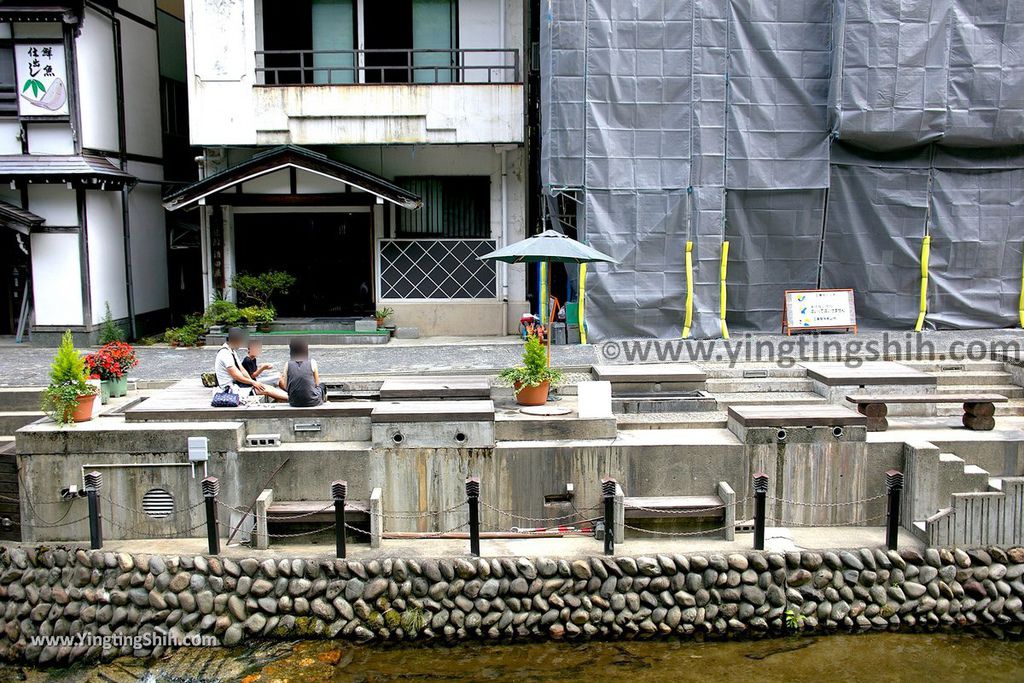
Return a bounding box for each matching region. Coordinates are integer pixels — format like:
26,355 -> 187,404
8,633 -> 1024,682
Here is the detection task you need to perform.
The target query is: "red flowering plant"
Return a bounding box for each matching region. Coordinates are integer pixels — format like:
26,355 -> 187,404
84,341 -> 139,381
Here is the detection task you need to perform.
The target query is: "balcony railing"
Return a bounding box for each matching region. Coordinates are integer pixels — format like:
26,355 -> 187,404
255,48 -> 520,86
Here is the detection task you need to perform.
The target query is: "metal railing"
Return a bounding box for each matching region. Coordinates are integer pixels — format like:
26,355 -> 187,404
254,48 -> 520,85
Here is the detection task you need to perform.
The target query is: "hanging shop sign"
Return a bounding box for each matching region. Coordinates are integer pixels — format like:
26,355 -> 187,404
16,43 -> 69,117
782,288 -> 857,334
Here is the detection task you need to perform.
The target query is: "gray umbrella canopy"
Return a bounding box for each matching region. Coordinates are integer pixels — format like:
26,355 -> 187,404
478,229 -> 618,265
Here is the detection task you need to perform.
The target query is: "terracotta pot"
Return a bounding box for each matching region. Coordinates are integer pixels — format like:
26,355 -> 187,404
513,380 -> 550,406
68,393 -> 96,423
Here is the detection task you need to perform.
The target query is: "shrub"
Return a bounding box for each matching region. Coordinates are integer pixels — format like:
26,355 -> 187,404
41,331 -> 95,426
98,302 -> 124,344
231,271 -> 296,309
164,315 -> 206,347
238,306 -> 275,326
497,333 -> 562,389
84,341 -> 139,381
202,299 -> 241,327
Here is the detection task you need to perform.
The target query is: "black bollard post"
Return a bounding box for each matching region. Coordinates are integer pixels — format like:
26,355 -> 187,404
466,476 -> 480,557
202,476 -> 220,555
83,470 -> 103,550
885,469 -> 903,551
332,480 -> 348,559
601,476 -> 617,556
753,472 -> 768,551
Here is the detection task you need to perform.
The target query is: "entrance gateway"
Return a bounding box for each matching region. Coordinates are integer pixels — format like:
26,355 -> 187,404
162,145 -> 421,314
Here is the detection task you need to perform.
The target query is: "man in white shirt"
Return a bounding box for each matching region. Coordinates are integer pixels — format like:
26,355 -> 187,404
214,328 -> 287,401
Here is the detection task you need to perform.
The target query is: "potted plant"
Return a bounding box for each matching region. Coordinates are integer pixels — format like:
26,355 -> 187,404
42,331 -> 98,426
498,332 -> 563,406
374,307 -> 394,330
86,341 -> 138,398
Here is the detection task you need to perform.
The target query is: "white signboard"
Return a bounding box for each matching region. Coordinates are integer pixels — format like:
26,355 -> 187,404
15,43 -> 69,117
783,289 -> 857,333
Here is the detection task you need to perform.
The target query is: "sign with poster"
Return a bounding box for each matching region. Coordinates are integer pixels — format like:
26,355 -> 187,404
782,288 -> 857,334
15,43 -> 69,117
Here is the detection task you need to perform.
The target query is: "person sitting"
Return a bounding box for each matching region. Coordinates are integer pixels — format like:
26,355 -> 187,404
279,338 -> 326,407
214,328 -> 288,401
241,340 -> 280,385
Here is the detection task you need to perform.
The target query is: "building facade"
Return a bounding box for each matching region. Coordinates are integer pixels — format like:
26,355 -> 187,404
0,1 -> 179,343
173,0 -> 529,336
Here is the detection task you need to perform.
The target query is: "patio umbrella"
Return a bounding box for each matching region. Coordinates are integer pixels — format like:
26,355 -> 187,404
479,230 -> 618,361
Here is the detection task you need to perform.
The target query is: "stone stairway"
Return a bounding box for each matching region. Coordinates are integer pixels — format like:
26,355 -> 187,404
905,361 -> 1024,415
908,447 -> 1003,541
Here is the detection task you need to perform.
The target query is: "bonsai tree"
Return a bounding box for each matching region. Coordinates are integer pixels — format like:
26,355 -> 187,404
498,333 -> 562,405
230,270 -> 295,310
41,331 -> 97,426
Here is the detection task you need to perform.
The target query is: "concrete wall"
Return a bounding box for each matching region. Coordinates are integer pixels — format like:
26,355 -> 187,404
0,544 -> 1021,664
185,0 -> 524,146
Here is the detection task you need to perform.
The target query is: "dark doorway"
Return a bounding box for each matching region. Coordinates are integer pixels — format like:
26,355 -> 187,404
234,212 -> 373,317
363,0 -> 412,83
0,229 -> 28,335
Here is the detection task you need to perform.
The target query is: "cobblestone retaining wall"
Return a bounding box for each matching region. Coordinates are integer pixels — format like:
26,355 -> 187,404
2,545 -> 1023,665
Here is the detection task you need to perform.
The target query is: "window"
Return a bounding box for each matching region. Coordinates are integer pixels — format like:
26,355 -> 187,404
160,77 -> 188,137
397,177 -> 490,238
0,43 -> 15,117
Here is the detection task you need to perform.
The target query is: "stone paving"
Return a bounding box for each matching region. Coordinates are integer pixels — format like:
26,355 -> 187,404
0,328 -> 1021,386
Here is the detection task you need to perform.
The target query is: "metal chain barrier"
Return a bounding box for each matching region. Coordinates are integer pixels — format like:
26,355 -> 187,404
622,522 -> 736,537
764,513 -> 888,528
626,497 -> 752,516
6,516 -> 91,530
479,500 -> 601,525
102,495 -> 205,518
266,523 -> 338,539
766,493 -> 886,508
104,516 -> 210,539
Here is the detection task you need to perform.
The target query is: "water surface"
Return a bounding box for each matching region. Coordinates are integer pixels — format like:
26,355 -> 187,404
10,633 -> 1024,682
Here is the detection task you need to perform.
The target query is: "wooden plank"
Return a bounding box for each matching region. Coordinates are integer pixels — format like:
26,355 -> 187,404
379,376 -> 491,400
592,364 -> 707,383
802,361 -> 936,386
846,393 -> 1008,404
727,403 -> 866,427
371,400 -> 494,423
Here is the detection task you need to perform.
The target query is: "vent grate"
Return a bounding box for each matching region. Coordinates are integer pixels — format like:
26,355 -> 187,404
246,433 -> 281,447
142,488 -> 175,519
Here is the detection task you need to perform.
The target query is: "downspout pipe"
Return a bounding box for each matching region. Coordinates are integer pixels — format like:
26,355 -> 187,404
500,148 -> 508,336
87,1 -> 136,339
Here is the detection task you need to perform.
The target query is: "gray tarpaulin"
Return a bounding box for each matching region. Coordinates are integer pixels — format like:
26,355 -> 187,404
821,163 -> 929,329
724,190 -> 826,332
541,0 -> 1024,339
928,168 -> 1024,329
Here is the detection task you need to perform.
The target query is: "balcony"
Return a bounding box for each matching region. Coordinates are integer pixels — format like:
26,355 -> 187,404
245,48 -> 524,146
255,48 -> 520,85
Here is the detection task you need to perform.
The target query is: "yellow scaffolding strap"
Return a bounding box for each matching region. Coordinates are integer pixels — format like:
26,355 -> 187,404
719,240 -> 730,339
914,235 -> 931,332
578,263 -> 588,344
682,240 -> 694,338
539,262 -> 548,325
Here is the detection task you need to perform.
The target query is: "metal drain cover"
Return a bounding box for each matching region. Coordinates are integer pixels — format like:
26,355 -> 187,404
519,406 -> 572,416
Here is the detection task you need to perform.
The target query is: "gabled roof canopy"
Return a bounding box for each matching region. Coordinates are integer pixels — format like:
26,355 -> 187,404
0,200 -> 44,235
162,145 -> 422,212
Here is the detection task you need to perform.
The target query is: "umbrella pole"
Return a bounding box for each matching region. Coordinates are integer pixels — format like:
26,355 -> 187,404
547,261 -> 553,366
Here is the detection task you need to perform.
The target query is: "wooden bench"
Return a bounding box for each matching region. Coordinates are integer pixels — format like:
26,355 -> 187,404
845,393 -> 1008,432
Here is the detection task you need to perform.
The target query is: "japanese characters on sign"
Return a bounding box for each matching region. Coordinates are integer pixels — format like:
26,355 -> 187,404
783,289 -> 857,333
15,44 -> 69,117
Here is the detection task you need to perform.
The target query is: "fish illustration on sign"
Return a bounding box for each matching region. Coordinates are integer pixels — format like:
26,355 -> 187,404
21,77 -> 67,111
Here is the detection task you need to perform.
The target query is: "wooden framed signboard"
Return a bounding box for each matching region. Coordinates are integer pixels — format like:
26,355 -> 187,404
782,289 -> 857,334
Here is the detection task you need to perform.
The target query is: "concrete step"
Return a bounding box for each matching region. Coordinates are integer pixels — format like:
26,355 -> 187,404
935,399 -> 1024,416
938,452 -> 991,496
711,391 -> 828,406
934,384 -> 1023,398
701,364 -> 808,379
0,411 -> 43,435
933,371 -> 1016,386
495,415 -> 617,441
704,377 -> 815,393
0,388 -> 44,412
616,412 -> 728,430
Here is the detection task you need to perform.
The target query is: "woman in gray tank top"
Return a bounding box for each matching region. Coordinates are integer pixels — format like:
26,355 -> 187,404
280,338 -> 325,407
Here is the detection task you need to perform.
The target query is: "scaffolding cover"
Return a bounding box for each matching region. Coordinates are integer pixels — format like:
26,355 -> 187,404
541,0 -> 1024,339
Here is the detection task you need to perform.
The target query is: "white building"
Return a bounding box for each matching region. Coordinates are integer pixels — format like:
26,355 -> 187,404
171,0 -> 528,336
0,1 -> 176,343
